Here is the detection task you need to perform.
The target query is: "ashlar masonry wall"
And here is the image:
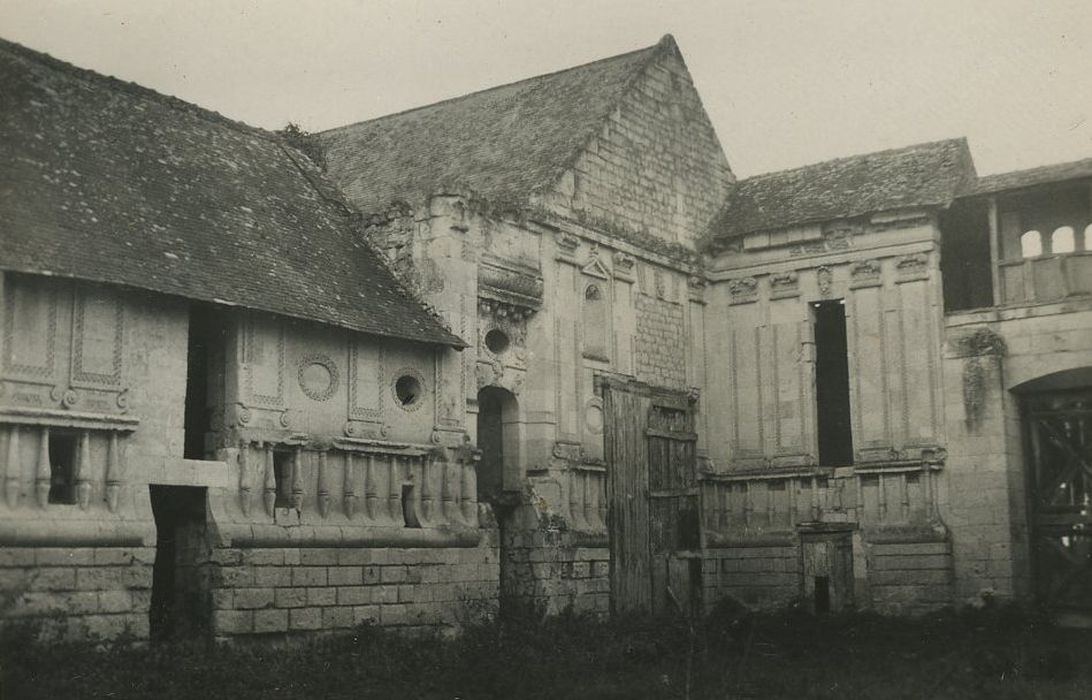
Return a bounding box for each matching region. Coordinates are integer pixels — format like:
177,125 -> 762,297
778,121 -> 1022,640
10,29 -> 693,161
700,213 -> 956,615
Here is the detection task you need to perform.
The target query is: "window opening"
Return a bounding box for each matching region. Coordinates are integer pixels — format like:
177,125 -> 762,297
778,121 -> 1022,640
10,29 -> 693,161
1051,226 -> 1075,254
1084,224 -> 1092,251
395,374 -> 421,407
401,484 -> 421,528
273,451 -> 293,508
582,283 -> 608,360
1021,230 -> 1043,258
184,305 -> 217,460
484,329 -> 510,354
48,432 -> 78,505
813,300 -> 853,466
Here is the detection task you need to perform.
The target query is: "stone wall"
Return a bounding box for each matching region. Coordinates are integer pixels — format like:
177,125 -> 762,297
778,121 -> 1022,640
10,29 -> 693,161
0,546 -> 154,640
500,519 -> 610,617
634,293 -> 687,389
703,545 -> 799,610
866,540 -> 953,614
208,545 -> 498,638
542,38 -> 734,248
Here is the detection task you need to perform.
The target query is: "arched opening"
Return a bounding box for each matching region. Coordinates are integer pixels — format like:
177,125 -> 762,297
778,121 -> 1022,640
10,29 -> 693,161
1014,367 -> 1092,615
1020,230 -> 1043,258
476,386 -> 520,502
1051,226 -> 1075,254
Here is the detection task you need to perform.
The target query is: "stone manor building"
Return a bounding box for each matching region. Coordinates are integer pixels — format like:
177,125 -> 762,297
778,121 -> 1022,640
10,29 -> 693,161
1,35 -> 1090,640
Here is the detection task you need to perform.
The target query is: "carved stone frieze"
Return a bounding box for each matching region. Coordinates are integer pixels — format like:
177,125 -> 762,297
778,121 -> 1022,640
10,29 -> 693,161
895,253 -> 929,283
727,276 -> 758,305
768,271 -> 799,300
849,259 -> 882,289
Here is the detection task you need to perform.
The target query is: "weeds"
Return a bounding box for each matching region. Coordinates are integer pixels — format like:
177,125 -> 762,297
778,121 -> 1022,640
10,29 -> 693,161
1,603 -> 1089,699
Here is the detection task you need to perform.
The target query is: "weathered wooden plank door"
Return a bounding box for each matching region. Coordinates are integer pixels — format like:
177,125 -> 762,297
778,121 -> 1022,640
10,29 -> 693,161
602,376 -> 700,616
1025,389 -> 1092,613
647,398 -> 701,615
603,377 -> 652,614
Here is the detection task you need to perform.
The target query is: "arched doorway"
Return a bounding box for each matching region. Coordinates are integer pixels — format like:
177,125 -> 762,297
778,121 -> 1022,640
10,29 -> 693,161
476,386 -> 520,503
1015,368 -> 1092,615
476,386 -> 525,615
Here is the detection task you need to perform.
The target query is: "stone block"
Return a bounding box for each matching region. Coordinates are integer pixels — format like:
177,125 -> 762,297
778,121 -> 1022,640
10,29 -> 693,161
871,555 -> 951,571
363,565 -> 381,585
234,587 -> 275,610
33,567 -> 76,591
307,587 -> 337,607
872,569 -> 951,586
300,549 -> 339,566
327,566 -> 363,586
253,608 -> 289,633
242,549 -> 285,566
213,609 -> 254,635
253,566 -> 292,587
214,566 -> 254,589
36,548 -> 94,567
0,550 -> 36,567
60,591 -> 100,614
97,590 -> 133,613
289,607 -> 322,630
380,566 -> 407,584
337,586 -> 372,606
322,606 -> 355,629
353,605 -> 380,625
291,567 -> 327,587
275,588 -> 307,608
337,549 -> 372,566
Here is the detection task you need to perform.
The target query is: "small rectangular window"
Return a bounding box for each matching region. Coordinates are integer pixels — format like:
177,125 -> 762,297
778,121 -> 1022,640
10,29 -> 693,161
813,300 -> 853,466
48,433 -> 78,505
273,451 -> 293,508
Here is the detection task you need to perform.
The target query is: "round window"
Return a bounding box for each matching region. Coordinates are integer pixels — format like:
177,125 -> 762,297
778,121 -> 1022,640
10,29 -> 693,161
484,329 -> 510,354
394,374 -> 422,408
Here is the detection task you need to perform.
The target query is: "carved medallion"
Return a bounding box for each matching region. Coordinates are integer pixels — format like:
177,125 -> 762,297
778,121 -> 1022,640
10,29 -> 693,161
298,354 -> 339,402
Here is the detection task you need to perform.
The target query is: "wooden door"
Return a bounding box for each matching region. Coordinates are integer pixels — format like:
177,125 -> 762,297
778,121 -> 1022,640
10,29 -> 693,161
1026,389 -> 1092,612
647,400 -> 701,615
601,376 -> 700,616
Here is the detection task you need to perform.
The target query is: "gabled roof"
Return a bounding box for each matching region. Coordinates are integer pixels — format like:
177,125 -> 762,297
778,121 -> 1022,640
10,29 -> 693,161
316,37 -> 672,212
0,38 -> 465,348
974,156 -> 1092,195
710,138 -> 976,245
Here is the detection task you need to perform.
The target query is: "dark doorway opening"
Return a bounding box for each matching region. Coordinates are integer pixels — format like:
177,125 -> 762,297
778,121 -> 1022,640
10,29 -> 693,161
150,485 -> 211,640
184,305 -> 219,460
813,300 -> 853,466
476,386 -> 519,502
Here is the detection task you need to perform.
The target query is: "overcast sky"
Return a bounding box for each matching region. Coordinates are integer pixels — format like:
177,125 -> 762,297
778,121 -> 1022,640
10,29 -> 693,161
1,0 -> 1089,178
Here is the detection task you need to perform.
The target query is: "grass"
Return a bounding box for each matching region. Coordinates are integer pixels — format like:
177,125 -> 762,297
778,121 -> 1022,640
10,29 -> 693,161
1,602 -> 1089,699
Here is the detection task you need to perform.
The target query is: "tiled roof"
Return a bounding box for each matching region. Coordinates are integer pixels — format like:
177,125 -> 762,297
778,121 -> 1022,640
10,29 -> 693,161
974,156 -> 1092,195
710,138 -> 976,244
316,38 -> 669,212
0,38 -> 465,348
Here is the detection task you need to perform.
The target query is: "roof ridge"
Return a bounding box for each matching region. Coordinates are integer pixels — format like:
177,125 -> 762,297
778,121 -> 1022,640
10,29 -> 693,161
0,35 -> 280,143
317,38 -> 664,137
978,154 -> 1092,181
739,137 -> 969,183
